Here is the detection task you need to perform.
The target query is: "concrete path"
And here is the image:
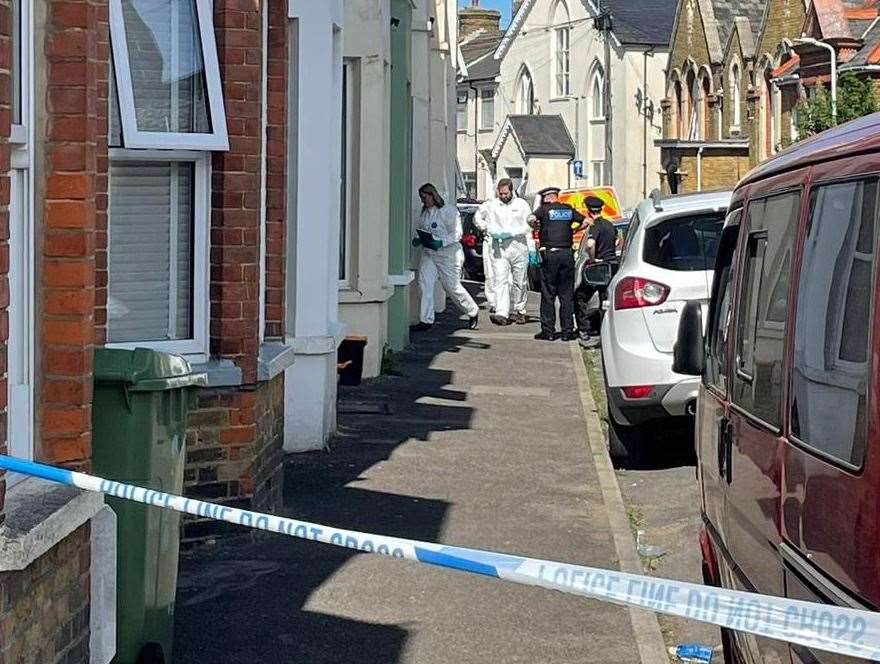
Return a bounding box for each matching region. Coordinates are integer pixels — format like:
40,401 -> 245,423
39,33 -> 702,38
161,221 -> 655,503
174,293 -> 664,663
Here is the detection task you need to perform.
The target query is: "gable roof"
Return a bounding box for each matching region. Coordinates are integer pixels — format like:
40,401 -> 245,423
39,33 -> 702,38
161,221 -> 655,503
843,15 -> 880,66
493,0 -> 678,62
460,30 -> 504,82
670,0 -> 766,65
599,0 -> 680,46
491,115 -> 576,159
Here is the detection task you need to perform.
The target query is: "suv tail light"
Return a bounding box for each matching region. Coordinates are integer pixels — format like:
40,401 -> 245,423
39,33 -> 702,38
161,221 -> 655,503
621,385 -> 654,399
614,277 -> 670,310
461,233 -> 477,248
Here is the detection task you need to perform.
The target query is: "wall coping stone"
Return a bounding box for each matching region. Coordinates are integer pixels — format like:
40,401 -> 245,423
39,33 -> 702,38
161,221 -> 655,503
257,342 -> 297,381
0,477 -> 104,571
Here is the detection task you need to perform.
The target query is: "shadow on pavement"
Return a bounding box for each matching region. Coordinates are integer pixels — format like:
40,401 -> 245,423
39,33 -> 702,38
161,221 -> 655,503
611,418 -> 698,472
173,289 -> 483,664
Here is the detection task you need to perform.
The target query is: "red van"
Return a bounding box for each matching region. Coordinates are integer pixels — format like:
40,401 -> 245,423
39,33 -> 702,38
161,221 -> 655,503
674,113 -> 880,663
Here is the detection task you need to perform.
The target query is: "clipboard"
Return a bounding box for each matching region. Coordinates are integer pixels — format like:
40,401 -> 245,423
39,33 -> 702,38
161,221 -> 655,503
416,229 -> 436,246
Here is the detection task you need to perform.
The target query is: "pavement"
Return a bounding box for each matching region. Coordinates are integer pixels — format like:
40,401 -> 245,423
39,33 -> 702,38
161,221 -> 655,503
173,290 -> 667,663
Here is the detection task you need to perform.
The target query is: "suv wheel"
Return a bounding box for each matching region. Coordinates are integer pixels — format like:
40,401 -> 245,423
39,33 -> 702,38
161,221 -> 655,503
607,414 -> 644,468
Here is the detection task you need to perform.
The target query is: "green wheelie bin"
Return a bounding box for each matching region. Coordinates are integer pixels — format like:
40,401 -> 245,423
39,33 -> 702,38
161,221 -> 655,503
91,348 -> 207,664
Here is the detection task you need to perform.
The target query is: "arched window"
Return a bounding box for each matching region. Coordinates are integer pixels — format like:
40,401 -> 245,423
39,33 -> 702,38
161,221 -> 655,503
730,62 -> 741,129
686,69 -> 701,140
552,1 -> 571,97
674,78 -> 683,139
762,65 -> 776,157
701,74 -> 712,138
590,66 -> 604,119
516,67 -> 535,114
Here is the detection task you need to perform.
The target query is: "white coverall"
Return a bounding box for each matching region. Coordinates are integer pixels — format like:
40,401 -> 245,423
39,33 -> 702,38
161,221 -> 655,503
416,204 -> 480,325
474,196 -> 532,318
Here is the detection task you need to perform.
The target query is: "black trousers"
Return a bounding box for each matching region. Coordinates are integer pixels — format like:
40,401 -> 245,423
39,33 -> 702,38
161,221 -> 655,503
539,249 -> 575,335
575,284 -> 604,335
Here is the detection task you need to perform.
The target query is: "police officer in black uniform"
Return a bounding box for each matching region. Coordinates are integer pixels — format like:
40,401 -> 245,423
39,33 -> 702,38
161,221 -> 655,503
529,187 -> 585,341
575,195 -> 618,347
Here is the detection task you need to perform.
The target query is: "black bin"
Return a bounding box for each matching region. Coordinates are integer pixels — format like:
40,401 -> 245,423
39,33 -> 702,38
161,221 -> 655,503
338,336 -> 368,386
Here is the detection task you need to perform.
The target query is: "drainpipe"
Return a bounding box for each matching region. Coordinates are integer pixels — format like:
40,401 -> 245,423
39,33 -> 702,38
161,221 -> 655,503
470,84 -> 479,197
795,37 -> 837,124
696,146 -> 704,191
643,51 -> 648,198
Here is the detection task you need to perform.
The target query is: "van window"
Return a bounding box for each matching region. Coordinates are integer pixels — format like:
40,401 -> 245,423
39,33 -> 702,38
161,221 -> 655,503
790,179 -> 878,467
705,211 -> 741,393
642,213 -> 725,271
732,191 -> 800,428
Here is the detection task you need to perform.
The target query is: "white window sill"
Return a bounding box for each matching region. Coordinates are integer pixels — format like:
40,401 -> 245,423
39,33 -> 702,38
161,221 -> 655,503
257,342 -> 297,381
0,476 -> 104,571
339,285 -> 395,304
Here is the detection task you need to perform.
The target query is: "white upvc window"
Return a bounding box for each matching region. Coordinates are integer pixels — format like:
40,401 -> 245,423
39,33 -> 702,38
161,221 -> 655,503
339,58 -> 358,288
457,92 -> 468,132
106,151 -> 210,356
109,0 -> 228,150
9,0 -> 34,475
479,88 -> 494,131
10,0 -> 29,145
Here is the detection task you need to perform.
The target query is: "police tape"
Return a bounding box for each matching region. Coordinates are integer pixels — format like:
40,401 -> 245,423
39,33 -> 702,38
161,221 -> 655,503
3,454 -> 879,661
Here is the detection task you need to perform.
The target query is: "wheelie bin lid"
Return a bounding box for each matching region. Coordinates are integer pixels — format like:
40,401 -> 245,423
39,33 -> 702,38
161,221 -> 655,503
94,348 -> 208,392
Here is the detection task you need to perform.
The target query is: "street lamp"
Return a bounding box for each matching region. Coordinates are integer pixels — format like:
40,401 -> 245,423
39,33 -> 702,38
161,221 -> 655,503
795,37 -> 837,124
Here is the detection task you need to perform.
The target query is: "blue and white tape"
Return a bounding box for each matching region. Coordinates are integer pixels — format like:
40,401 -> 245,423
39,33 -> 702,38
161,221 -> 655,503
2,454 -> 878,661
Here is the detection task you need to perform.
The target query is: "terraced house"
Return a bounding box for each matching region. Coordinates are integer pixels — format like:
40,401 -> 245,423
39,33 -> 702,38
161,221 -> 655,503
0,1 -> 462,662
660,0 -> 880,193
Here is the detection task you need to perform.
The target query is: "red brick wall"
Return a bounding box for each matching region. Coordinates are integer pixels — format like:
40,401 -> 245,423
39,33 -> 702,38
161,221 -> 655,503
0,523 -> 91,663
41,0 -> 109,470
210,1 -> 263,383
0,0 -> 11,526
264,0 -> 287,339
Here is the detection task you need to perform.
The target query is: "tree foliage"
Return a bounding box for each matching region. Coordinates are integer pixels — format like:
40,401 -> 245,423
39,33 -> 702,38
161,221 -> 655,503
796,73 -> 880,138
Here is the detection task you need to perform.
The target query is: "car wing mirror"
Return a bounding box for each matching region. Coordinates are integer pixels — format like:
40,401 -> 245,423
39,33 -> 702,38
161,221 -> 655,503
582,262 -> 613,288
673,300 -> 705,376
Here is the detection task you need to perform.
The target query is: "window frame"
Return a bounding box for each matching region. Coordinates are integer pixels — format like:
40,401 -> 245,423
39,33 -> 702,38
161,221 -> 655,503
339,58 -> 359,288
456,92 -> 468,133
704,210 -> 742,397
553,25 -> 571,98
788,176 -> 880,472
730,189 -> 801,432
108,0 -> 229,151
479,87 -> 495,132
10,0 -> 29,145
729,62 -> 741,132
105,149 -> 211,359
517,68 -> 535,114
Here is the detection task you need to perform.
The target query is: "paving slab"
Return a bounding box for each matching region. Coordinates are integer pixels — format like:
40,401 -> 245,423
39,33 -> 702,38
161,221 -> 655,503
173,293 -> 660,663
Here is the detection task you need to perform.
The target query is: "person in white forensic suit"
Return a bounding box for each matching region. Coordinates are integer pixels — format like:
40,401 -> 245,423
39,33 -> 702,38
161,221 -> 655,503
410,183 -> 480,332
474,178 -> 534,325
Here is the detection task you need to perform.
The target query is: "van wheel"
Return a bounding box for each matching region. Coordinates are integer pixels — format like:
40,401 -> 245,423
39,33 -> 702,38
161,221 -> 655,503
607,416 -> 644,468
137,643 -> 166,664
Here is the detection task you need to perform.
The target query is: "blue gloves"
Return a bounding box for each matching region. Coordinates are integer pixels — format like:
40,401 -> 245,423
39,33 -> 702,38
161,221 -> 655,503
493,232 -> 513,242
427,239 -> 443,250
529,251 -> 539,267
412,237 -> 421,247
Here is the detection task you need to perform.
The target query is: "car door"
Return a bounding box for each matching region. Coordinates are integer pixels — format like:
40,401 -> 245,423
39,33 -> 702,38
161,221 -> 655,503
782,174 -> 880,663
725,180 -> 804,664
699,208 -> 741,560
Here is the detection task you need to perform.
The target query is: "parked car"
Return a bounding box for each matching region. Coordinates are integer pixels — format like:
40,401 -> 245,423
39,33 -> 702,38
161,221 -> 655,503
673,113 -> 880,664
599,190 -> 731,461
457,200 -> 485,281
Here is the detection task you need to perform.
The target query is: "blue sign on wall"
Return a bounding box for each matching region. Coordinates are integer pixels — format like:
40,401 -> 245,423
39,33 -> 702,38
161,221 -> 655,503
573,160 -> 583,178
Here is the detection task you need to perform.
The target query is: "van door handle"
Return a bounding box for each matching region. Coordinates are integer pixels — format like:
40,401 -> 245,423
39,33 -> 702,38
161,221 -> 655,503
718,419 -> 733,485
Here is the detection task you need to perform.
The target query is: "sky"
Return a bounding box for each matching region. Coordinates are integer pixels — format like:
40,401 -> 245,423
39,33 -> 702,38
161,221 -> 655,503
458,0 -> 512,29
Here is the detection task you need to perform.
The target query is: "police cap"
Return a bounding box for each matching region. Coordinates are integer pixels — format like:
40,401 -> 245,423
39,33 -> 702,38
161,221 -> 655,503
585,195 -> 605,213
538,186 -> 561,198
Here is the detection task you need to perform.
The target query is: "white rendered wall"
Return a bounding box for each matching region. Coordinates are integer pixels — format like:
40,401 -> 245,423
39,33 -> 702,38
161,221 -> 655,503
285,0 -> 346,452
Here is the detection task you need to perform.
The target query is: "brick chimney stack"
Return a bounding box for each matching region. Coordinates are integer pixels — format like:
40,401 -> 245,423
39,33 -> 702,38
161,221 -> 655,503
458,0 -> 502,40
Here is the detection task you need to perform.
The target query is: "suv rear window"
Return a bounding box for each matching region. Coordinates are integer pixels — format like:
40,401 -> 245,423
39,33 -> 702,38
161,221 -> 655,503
642,213 -> 725,271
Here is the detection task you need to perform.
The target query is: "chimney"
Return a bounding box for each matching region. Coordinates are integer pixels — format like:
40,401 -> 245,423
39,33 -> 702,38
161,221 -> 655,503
458,1 -> 502,40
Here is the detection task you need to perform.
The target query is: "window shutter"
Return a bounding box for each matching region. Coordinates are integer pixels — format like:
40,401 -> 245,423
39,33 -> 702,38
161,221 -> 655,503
108,160 -> 194,343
